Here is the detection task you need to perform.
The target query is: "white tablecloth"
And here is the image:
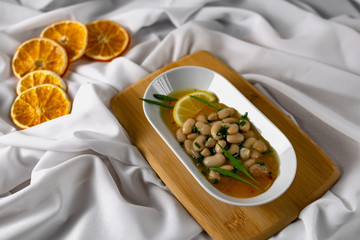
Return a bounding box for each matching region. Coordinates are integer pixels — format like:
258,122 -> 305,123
0,0 -> 359,239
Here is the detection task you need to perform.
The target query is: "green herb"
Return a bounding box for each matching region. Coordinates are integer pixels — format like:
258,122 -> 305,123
261,149 -> 272,154
232,152 -> 240,159
209,167 -> 260,190
241,112 -> 248,120
216,126 -> 228,139
196,156 -> 204,165
194,142 -> 201,148
139,98 -> 173,109
189,95 -> 222,110
258,161 -> 265,166
217,143 -> 259,185
153,94 -> 178,101
212,179 -> 219,184
237,120 -> 246,126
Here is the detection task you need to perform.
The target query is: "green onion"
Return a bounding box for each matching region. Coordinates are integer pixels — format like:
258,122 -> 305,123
194,142 -> 201,148
139,98 -> 173,109
261,149 -> 272,154
153,94 -> 178,101
258,161 -> 265,166
237,120 -> 246,126
209,167 -> 260,190
189,95 -> 222,110
241,112 -> 248,120
217,143 -> 259,185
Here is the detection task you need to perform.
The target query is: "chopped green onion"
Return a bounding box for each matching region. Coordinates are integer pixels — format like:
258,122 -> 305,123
153,94 -> 178,101
139,98 -> 173,109
241,112 -> 248,120
217,143 -> 259,185
212,179 -> 219,184
194,142 -> 201,148
258,161 -> 265,166
262,149 -> 272,154
237,120 -> 246,126
189,95 -> 222,110
209,167 -> 260,190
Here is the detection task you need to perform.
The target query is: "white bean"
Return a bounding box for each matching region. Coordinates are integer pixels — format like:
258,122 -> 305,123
220,165 -> 235,171
205,137 -> 217,148
253,140 -> 268,152
195,121 -> 211,135
239,120 -> 251,132
193,135 -> 206,152
184,139 -> 193,154
203,153 -> 226,167
176,128 -> 186,142
228,144 -> 240,155
249,164 -> 269,177
211,121 -> 224,140
208,112 -> 218,121
227,124 -> 239,135
201,148 -> 211,157
243,137 -> 257,149
240,148 -> 250,160
187,133 -> 199,140
226,133 -> 244,143
182,118 -> 196,135
196,115 -> 208,123
222,117 -> 239,123
215,140 -> 227,153
217,108 -> 235,119
208,169 -> 221,180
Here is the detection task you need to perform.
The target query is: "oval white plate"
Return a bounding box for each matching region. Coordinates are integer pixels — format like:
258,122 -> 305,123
143,66 -> 297,206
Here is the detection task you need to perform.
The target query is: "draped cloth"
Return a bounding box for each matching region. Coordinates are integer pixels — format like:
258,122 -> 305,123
0,0 -> 359,239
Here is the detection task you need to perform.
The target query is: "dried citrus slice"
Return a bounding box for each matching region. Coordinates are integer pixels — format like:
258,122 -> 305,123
173,90 -> 217,127
40,20 -> 88,62
16,70 -> 67,95
10,84 -> 71,129
12,37 -> 69,79
85,20 -> 130,61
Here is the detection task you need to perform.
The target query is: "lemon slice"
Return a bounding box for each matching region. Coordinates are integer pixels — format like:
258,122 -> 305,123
173,90 -> 217,127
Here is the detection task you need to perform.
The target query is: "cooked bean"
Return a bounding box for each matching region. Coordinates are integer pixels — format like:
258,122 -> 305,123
228,144 -> 240,155
195,121 -> 211,135
226,133 -> 244,143
211,121 -> 224,140
187,133 -> 199,140
240,148 -> 250,160
227,124 -> 239,135
203,153 -> 226,167
184,139 -> 193,153
196,114 -> 208,123
222,117 -> 239,123
242,130 -> 255,138
182,118 -> 196,135
201,148 -> 211,157
208,112 -> 218,121
239,120 -> 251,132
249,164 -> 268,177
176,128 -> 186,142
243,137 -> 257,149
243,158 -> 256,170
205,137 -> 217,147
253,140 -> 268,152
217,108 -> 235,119
193,135 -> 206,151
215,140 -> 227,153
220,165 -> 234,171
250,150 -> 261,159
208,169 -> 221,180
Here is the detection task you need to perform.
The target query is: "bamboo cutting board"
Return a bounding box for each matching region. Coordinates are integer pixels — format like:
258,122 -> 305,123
110,51 -> 339,240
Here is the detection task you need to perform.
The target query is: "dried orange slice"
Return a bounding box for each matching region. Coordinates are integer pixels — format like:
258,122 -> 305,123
12,37 -> 69,79
10,84 -> 71,129
173,90 -> 217,127
16,70 -> 67,95
40,20 -> 88,62
85,20 -> 130,61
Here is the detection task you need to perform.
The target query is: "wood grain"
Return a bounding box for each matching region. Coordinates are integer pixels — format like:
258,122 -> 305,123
110,51 -> 339,240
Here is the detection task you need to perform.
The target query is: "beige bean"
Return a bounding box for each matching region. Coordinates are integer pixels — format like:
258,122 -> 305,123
253,140 -> 268,152
239,120 -> 251,132
176,128 -> 186,142
205,137 -> 217,147
228,144 -> 240,155
196,114 -> 208,123
183,139 -> 193,153
240,148 -> 250,160
187,133 -> 199,140
182,118 -> 196,135
208,112 -> 218,121
208,169 -> 221,180
226,133 -> 244,143
242,130 -> 255,138
227,124 -> 239,135
220,165 -> 235,171
250,150 -> 261,159
217,108 -> 235,119
243,158 -> 256,170
243,137 -> 257,149
193,135 -> 206,152
203,153 -> 226,167
215,140 -> 227,153
195,121 -> 211,135
201,148 -> 211,157
211,121 -> 224,140
222,117 -> 239,123
249,164 -> 268,177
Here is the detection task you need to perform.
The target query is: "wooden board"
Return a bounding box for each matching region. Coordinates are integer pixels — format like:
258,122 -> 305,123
110,51 -> 339,240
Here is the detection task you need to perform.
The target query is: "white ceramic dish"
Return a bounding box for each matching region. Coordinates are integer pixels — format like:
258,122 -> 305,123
143,66 -> 297,206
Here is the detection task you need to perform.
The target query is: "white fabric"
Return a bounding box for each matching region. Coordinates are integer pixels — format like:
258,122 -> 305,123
0,0 -> 359,239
